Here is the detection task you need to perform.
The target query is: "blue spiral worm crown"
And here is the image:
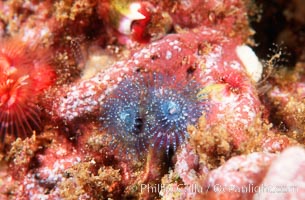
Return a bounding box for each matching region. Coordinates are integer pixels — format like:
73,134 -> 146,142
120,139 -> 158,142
100,72 -> 208,158
100,77 -> 149,158
145,73 -> 207,154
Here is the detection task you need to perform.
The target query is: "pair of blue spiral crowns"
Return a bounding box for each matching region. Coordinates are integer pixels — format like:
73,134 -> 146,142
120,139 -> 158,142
100,72 -> 208,159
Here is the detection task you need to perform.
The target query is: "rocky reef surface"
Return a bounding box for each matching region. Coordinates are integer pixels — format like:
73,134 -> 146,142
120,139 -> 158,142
0,0 -> 304,199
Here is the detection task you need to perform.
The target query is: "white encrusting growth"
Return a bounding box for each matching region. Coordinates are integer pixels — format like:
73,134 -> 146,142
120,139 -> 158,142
204,45 -> 222,70
236,45 -> 263,82
23,146 -> 82,199
57,62 -> 130,121
165,50 -> 172,60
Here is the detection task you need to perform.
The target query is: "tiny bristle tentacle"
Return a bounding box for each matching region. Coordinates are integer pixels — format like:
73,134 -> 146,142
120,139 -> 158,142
26,104 -> 41,128
25,105 -> 41,134
157,132 -> 165,150
171,132 -> 177,153
17,103 -> 40,138
0,113 -> 7,141
15,113 -> 28,139
0,100 -> 41,141
16,104 -> 33,136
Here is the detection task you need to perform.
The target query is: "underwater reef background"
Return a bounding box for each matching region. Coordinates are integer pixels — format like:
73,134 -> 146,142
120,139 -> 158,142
0,0 -> 305,199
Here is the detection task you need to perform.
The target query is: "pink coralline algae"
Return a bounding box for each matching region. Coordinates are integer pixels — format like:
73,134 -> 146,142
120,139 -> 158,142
203,152 -> 276,200
163,146 -> 305,200
52,25 -> 261,149
254,146 -> 305,199
160,149 -> 276,200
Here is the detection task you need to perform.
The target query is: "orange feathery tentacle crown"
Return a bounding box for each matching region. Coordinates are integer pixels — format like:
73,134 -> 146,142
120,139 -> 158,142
0,38 -> 56,142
